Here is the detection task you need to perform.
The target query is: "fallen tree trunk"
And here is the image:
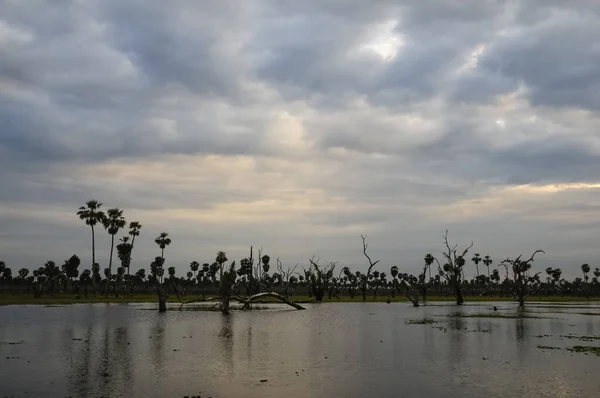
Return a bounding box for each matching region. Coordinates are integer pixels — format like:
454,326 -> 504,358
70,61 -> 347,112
179,296 -> 221,310
236,292 -> 305,310
177,292 -> 305,311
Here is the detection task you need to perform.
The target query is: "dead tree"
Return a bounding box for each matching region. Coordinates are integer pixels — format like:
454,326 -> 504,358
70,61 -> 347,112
180,250 -> 305,313
500,250 -> 545,307
433,230 -> 473,305
360,235 -> 380,301
305,257 -> 336,301
220,261 -> 237,315
276,258 -> 298,298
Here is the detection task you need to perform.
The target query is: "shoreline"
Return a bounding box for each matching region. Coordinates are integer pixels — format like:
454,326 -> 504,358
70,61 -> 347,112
2,294 -> 600,306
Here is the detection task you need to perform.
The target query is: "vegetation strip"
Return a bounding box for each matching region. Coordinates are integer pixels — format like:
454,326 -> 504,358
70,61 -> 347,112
2,205 -> 600,312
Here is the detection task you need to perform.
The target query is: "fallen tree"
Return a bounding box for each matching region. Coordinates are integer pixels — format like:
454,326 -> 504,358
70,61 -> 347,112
178,249 -> 306,314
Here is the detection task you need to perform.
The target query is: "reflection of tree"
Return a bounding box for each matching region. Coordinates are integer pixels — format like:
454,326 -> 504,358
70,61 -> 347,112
219,314 -> 234,372
113,326 -> 133,396
149,314 -> 166,374
69,325 -> 93,397
515,318 -> 525,341
447,310 -> 467,368
62,308 -> 133,398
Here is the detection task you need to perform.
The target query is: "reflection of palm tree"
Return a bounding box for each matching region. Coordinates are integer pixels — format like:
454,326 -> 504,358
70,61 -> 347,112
103,208 -> 126,279
77,200 -> 105,271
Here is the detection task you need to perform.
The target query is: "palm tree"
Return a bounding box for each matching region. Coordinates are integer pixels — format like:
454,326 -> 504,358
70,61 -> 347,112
216,251 -> 228,281
390,265 -> 399,298
471,253 -> 482,278
155,232 -> 172,265
581,264 -> 591,283
190,261 -> 200,279
483,255 -> 493,278
103,208 -> 126,278
77,200 -> 106,270
127,222 -> 142,274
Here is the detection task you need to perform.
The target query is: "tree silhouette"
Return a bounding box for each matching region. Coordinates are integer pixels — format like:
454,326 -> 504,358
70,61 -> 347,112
360,235 -> 379,300
500,250 -> 544,307
103,208 -> 126,279
435,230 -> 473,305
582,264 -> 591,283
471,253 -> 482,278
127,221 -> 142,275
77,200 -> 105,271
483,255 -> 493,278
155,232 -> 172,268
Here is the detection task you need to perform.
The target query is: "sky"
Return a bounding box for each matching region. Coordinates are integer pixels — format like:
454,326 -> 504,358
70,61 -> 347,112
1,0 -> 600,279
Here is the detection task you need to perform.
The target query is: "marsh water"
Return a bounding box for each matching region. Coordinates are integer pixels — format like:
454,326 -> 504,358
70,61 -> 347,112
1,301 -> 599,398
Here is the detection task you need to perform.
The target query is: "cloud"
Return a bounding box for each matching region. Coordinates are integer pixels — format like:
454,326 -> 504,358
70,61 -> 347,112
1,0 -> 599,278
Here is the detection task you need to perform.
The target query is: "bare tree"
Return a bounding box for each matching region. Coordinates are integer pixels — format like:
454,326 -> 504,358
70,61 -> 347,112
433,230 -> 473,305
500,250 -> 545,307
305,257 -> 336,301
276,258 -> 298,298
360,235 -> 380,301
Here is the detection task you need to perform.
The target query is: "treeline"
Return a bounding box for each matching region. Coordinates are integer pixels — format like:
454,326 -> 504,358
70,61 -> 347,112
0,201 -> 599,308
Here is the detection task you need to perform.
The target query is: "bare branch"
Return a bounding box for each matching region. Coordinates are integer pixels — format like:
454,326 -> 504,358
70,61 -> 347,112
460,241 -> 474,257
361,234 -> 379,275
524,249 -> 545,264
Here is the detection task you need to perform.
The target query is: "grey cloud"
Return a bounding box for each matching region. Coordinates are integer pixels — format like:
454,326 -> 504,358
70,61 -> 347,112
1,0 -> 600,277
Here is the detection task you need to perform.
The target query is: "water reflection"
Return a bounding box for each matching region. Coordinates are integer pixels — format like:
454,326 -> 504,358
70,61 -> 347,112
219,314 -> 234,373
1,302 -> 599,398
149,313 -> 166,375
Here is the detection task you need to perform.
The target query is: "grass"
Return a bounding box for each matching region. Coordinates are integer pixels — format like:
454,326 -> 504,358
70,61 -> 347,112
406,318 -> 437,325
2,292 -> 600,306
444,313 -> 556,319
537,345 -> 561,350
566,346 -> 600,356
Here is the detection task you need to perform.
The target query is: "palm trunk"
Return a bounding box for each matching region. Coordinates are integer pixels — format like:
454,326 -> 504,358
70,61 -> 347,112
91,226 -> 95,270
161,249 -> 165,284
108,234 -> 115,277
128,235 -> 136,277
157,287 -> 167,312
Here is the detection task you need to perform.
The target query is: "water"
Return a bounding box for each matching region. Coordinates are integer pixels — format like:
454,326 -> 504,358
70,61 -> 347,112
1,302 -> 599,397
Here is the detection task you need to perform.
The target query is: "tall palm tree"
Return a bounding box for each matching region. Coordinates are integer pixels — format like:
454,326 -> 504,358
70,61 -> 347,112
127,221 -> 142,274
471,253 -> 482,278
483,255 -> 493,278
155,232 -> 171,265
581,264 -> 590,283
77,200 -> 106,270
103,208 -> 126,278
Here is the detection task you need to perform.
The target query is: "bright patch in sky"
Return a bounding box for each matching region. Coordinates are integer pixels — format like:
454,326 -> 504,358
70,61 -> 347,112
362,20 -> 404,61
